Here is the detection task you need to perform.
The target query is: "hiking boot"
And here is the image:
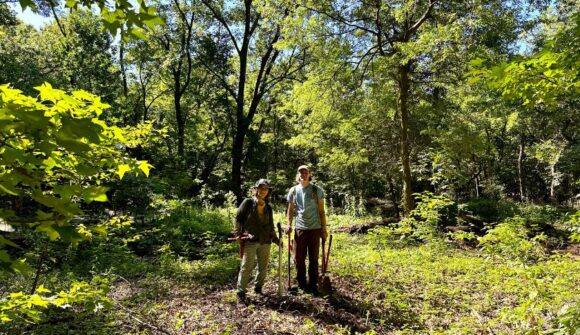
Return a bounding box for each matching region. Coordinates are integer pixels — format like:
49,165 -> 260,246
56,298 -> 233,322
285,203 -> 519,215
237,292 -> 247,304
254,286 -> 263,295
306,285 -> 319,296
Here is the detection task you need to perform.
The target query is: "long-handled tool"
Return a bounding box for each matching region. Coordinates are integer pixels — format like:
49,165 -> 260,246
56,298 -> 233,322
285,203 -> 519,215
286,230 -> 299,295
277,222 -> 283,297
226,233 -> 254,258
319,234 -> 333,294
287,229 -> 292,291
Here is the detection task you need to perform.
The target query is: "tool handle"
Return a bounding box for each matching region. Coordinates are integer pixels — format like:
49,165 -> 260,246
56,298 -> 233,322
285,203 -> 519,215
324,235 -> 333,272
226,233 -> 254,241
321,239 -> 327,274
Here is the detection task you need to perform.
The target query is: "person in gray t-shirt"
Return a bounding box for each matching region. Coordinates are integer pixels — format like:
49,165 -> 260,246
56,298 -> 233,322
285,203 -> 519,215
286,165 -> 328,295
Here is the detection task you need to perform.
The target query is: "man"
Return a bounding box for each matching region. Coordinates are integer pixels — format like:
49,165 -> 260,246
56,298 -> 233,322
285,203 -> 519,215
286,165 -> 328,295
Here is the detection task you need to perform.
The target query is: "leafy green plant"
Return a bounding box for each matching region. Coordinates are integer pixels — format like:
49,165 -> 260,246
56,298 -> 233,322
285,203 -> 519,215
478,216 -> 547,263
563,210 -> 580,243
0,84 -> 151,273
0,84 -> 152,329
462,197 -> 519,223
448,231 -> 477,247
402,192 -> 456,243
0,277 -> 110,326
550,303 -> 580,335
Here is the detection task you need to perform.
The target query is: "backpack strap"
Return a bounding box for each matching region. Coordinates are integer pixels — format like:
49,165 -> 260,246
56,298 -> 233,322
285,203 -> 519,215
311,184 -> 319,204
236,198 -> 254,233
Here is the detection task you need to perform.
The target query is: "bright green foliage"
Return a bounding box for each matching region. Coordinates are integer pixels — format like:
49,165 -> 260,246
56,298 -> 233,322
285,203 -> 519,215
478,216 -> 547,264
473,10 -> 579,109
333,229 -> 580,334
395,192 -> 456,244
551,302 -> 580,335
16,0 -> 164,39
0,278 -> 110,324
0,83 -> 152,273
564,210 -> 580,243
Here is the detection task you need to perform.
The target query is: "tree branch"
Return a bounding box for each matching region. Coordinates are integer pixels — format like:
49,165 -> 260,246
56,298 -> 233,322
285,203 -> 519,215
200,0 -> 241,55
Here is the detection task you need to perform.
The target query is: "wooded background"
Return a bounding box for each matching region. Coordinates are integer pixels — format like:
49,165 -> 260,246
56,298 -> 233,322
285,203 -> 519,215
0,0 -> 578,333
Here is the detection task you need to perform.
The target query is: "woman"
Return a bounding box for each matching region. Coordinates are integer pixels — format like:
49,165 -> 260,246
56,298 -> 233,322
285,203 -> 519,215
235,178 -> 280,303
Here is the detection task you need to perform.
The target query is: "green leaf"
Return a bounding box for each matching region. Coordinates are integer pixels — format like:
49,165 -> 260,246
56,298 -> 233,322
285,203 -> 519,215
76,164 -> 99,176
35,222 -> 60,241
10,258 -> 31,276
54,226 -> 84,246
82,186 -> 109,203
17,0 -> 37,11
117,164 -> 131,179
138,161 -> 152,177
470,58 -> 486,67
0,182 -> 19,196
55,132 -> 92,153
36,285 -> 51,294
0,235 -> 19,248
0,250 -> 10,262
35,211 -> 52,222
127,27 -> 147,40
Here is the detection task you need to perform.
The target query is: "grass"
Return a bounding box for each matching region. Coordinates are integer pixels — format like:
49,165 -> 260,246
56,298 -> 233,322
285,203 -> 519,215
331,232 -> 580,334
3,205 -> 579,334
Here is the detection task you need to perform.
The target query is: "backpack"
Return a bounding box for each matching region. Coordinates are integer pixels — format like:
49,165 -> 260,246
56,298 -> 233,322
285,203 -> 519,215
237,198 -> 254,232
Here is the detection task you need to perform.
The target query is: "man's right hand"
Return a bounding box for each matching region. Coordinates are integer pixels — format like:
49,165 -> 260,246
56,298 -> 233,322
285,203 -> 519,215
284,225 -> 293,235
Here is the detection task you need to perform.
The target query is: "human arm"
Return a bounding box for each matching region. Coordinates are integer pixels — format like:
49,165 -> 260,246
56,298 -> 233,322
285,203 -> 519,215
268,205 -> 281,246
234,199 -> 250,237
285,202 -> 295,235
318,198 -> 328,240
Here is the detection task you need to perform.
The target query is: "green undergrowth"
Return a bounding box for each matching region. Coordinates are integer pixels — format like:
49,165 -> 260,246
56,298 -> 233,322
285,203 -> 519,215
331,232 -> 580,334
3,202 -> 579,334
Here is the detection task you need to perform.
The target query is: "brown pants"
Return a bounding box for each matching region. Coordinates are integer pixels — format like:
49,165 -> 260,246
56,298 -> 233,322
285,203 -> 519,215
294,228 -> 321,289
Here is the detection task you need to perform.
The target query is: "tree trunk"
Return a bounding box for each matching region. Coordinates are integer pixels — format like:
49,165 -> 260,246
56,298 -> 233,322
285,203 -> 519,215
550,164 -> 556,202
174,78 -> 185,159
518,137 -> 525,202
231,120 -> 247,204
398,63 -> 414,213
119,37 -> 128,99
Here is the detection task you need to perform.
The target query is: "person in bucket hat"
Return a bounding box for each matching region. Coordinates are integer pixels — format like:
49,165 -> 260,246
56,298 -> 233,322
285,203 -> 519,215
234,179 -> 280,303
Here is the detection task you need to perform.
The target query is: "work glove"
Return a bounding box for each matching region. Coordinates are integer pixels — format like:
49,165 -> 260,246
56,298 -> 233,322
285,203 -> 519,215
272,236 -> 282,247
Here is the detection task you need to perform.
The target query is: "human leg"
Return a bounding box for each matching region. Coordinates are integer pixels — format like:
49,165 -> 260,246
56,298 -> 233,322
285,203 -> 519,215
237,242 -> 258,295
254,243 -> 271,293
306,229 -> 322,292
294,229 -> 308,289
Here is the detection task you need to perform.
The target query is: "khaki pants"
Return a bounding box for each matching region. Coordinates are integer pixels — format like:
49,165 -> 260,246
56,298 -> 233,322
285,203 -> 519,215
237,242 -> 271,294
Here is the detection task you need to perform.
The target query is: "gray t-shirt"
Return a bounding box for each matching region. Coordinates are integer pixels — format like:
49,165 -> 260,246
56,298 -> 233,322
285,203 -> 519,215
287,184 -> 325,230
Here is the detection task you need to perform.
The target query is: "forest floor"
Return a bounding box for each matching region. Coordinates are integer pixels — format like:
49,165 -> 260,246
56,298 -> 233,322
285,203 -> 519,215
20,209 -> 576,335
111,274 -> 378,335
102,215 -> 580,335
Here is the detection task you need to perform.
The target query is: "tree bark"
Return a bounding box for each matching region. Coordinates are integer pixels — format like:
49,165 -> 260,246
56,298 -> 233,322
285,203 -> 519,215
550,164 -> 556,202
119,37 -> 128,99
518,136 -> 525,202
174,83 -> 185,159
398,63 -> 414,213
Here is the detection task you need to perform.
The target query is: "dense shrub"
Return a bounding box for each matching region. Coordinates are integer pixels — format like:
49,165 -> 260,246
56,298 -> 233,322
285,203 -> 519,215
462,197 -> 519,223
562,210 -> 580,243
478,216 -> 547,263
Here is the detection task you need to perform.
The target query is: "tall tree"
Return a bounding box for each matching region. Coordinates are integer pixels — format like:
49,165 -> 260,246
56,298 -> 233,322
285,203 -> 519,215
199,0 -> 305,202
295,0 -> 548,212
